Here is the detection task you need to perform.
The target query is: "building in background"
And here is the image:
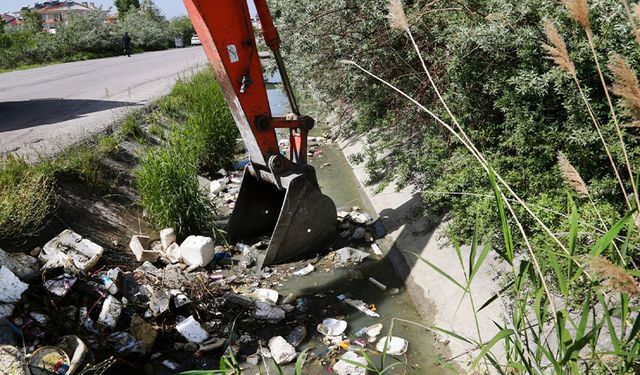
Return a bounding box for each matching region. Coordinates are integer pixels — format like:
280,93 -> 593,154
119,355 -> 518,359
1,13 -> 19,26
20,1 -> 104,33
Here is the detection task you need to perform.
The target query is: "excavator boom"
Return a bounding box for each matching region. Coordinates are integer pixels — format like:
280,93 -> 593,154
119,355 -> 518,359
183,0 -> 337,266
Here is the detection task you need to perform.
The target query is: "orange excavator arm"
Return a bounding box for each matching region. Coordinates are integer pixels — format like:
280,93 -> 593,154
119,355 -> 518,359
183,0 -> 336,267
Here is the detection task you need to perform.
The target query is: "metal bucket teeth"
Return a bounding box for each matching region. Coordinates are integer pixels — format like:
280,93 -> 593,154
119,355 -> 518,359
227,168 -> 337,267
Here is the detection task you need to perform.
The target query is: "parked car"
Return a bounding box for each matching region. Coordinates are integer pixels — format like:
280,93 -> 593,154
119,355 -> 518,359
191,34 -> 201,46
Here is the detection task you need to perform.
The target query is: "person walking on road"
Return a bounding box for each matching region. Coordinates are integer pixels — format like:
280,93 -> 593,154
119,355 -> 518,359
122,32 -> 132,57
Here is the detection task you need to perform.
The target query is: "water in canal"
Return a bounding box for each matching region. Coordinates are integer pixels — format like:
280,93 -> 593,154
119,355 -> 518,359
266,83 -> 451,374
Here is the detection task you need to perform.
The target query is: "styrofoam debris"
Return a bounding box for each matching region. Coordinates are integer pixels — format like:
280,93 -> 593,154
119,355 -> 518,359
129,235 -> 162,263
159,228 -> 176,250
165,243 -> 181,263
252,288 -> 279,305
334,351 -> 367,375
267,336 -> 296,365
40,230 -> 104,273
292,264 -> 315,276
375,336 -> 409,355
179,236 -> 214,267
0,266 -> 28,303
176,316 -> 209,343
98,295 -> 122,328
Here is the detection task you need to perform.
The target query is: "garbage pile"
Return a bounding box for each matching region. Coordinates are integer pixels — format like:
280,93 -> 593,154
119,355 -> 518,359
0,154 -> 411,374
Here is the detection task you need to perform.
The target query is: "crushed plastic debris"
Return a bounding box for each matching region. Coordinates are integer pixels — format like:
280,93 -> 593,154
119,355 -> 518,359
368,277 -> 387,290
317,318 -> 347,336
338,294 -> 380,318
43,274 -> 76,297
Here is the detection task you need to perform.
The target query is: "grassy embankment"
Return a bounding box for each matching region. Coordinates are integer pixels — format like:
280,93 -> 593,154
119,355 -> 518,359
0,69 -> 236,244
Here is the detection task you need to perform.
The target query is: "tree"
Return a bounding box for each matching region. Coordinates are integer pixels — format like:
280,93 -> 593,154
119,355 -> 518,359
21,9 -> 43,33
141,0 -> 165,23
170,16 -> 194,45
114,0 -> 140,19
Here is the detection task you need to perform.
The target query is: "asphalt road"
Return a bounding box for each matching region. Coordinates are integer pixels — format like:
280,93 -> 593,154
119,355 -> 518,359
0,47 -> 208,157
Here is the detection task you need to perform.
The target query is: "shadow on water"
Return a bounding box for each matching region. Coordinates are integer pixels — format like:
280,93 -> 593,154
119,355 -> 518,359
0,98 -> 138,132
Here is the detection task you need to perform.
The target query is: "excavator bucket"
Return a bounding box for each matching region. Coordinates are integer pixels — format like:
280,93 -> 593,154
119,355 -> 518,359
227,167 -> 337,267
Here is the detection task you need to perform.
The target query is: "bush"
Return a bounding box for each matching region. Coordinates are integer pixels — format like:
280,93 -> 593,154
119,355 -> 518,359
271,0 -> 640,247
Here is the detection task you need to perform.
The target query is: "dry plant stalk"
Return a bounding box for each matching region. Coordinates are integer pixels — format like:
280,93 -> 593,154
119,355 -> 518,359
558,152 -> 589,197
542,19 -> 576,75
388,0 -> 409,32
587,256 -> 640,296
621,0 -> 640,45
609,53 -> 640,117
563,0 -> 591,31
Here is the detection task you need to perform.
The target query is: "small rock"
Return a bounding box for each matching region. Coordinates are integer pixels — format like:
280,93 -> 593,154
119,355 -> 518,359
253,302 -> 285,321
0,249 -> 38,281
176,316 -> 209,343
130,314 -> 157,354
0,267 -> 28,303
184,342 -> 199,352
179,236 -> 215,267
0,304 -> 14,319
30,247 -> 41,257
267,336 -> 296,365
98,295 -> 122,328
351,227 -> 366,240
149,288 -> 170,316
334,247 -> 369,267
334,351 -> 367,375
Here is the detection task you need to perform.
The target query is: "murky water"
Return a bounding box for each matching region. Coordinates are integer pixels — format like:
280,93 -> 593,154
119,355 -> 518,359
261,80 -> 449,374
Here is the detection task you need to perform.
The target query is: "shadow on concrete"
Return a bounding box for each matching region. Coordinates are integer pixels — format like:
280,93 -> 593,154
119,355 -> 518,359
0,98 -> 138,132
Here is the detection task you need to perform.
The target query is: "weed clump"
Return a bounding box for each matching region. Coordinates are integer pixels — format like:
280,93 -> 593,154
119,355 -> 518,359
0,156 -> 55,240
137,145 -> 213,236
137,69 -> 236,236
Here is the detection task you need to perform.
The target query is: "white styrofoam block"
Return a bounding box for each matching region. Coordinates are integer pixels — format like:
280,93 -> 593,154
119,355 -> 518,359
0,266 -> 28,303
176,315 -> 209,343
179,236 -> 214,267
159,228 -> 176,250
